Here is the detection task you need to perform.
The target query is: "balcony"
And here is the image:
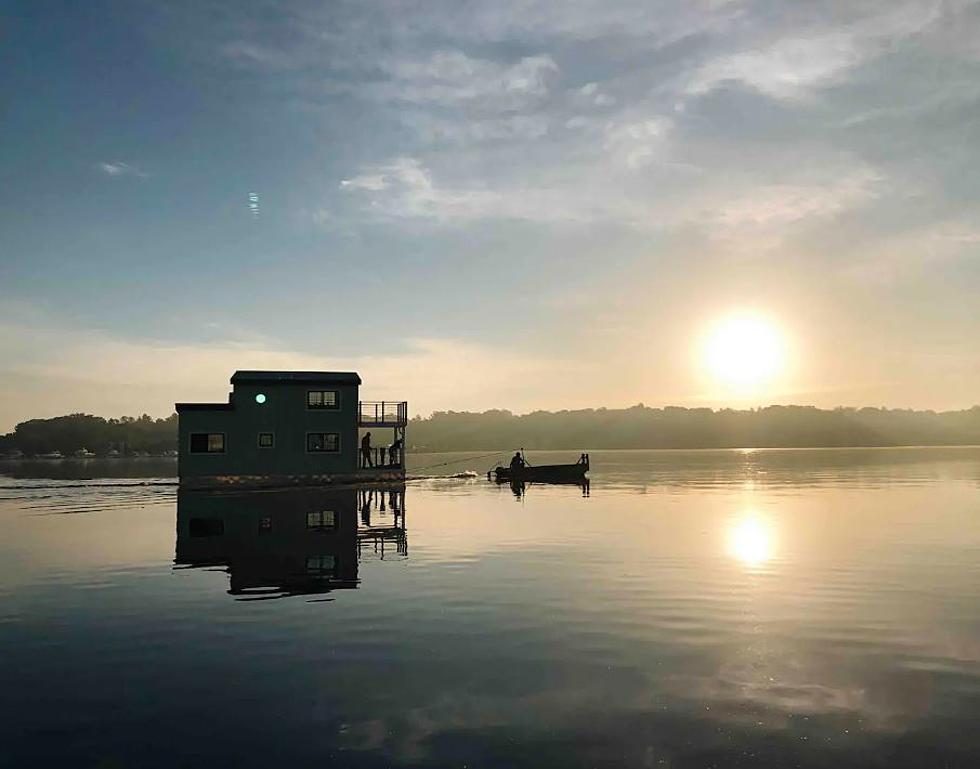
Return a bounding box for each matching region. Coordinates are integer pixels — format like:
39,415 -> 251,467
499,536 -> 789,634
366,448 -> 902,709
358,401 -> 408,428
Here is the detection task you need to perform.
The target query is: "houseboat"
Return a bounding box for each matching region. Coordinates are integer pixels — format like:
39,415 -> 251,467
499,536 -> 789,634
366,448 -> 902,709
175,370 -> 407,489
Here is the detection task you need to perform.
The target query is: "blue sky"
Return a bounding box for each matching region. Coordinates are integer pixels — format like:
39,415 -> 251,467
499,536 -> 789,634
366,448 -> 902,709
2,0 -> 979,429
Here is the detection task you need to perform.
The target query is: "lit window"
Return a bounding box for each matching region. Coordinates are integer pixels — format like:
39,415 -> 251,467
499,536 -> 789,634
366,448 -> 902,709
306,510 -> 336,529
307,390 -> 339,409
255,393 -> 267,404
189,433 -> 225,453
258,432 -> 274,449
307,433 -> 340,453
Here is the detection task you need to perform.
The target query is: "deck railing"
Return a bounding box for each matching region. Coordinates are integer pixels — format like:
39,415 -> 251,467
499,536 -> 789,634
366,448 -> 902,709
358,401 -> 408,427
359,446 -> 403,470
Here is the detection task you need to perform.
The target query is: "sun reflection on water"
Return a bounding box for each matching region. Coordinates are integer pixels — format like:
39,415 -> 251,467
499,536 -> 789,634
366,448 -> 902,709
728,514 -> 775,568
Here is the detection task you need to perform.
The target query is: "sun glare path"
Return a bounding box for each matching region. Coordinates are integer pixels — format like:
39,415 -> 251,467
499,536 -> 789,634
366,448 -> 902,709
727,514 -> 775,568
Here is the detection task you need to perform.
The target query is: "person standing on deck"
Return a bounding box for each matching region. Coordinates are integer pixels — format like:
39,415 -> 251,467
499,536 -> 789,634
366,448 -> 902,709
390,437 -> 403,468
361,432 -> 373,468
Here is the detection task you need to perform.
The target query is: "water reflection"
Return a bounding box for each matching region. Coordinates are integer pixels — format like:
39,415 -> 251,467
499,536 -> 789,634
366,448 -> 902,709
497,478 -> 591,499
727,512 -> 775,568
175,484 -> 407,599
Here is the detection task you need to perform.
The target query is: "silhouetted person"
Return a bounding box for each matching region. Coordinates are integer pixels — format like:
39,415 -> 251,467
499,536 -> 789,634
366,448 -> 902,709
361,432 -> 373,468
510,451 -> 525,470
389,437 -> 403,467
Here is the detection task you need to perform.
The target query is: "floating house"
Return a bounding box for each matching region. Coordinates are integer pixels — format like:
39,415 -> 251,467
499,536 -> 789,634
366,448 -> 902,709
175,370 -> 407,489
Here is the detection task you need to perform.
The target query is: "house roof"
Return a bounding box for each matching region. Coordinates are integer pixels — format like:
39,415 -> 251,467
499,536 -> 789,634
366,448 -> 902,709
230,370 -> 362,385
175,402 -> 234,413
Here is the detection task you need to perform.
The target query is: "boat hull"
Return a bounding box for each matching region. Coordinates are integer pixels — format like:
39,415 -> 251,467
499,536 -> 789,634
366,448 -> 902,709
492,462 -> 588,482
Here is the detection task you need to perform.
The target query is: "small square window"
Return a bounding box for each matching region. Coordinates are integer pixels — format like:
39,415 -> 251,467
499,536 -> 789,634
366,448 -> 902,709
258,432 -> 274,449
258,517 -> 272,533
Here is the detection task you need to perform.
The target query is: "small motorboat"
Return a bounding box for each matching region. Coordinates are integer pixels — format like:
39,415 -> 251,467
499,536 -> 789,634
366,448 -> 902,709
490,452 -> 589,483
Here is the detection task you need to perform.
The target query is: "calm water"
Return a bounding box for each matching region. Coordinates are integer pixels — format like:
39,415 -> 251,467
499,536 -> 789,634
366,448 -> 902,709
2,449 -> 979,768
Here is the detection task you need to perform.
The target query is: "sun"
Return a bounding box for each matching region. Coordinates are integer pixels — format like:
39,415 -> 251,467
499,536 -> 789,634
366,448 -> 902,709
702,314 -> 787,392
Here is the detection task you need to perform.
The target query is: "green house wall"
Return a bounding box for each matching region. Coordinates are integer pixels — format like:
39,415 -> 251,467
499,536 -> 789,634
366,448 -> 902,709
177,380 -> 359,481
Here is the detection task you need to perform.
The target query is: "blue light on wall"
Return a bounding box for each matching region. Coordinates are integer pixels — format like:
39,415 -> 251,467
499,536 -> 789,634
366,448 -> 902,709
255,393 -> 267,404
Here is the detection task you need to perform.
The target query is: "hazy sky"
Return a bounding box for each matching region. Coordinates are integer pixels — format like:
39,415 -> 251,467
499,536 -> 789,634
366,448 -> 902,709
2,0 -> 979,430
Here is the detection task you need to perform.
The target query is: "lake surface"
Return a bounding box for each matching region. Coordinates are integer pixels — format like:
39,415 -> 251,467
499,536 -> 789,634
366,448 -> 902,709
2,448 -> 979,768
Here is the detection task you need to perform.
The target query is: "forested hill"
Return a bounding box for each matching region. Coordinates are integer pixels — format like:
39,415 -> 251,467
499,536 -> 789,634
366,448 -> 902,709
0,414 -> 177,456
3,406 -> 980,456
407,405 -> 980,451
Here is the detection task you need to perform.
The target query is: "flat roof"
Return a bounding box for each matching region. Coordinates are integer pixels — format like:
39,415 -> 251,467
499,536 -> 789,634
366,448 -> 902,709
175,403 -> 234,412
230,370 -> 362,385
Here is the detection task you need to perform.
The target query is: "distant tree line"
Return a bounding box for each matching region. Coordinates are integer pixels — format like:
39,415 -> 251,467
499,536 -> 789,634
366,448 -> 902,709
407,404 -> 980,451
0,413 -> 178,456
4,405 -> 980,457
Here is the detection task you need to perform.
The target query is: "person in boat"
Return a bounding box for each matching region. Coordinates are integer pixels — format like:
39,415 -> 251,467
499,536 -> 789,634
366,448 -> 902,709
510,451 -> 525,471
389,437 -> 403,467
361,432 -> 373,468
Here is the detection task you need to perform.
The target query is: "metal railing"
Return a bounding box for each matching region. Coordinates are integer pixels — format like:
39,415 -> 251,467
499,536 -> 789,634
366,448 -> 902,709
358,401 -> 408,426
358,446 -> 403,470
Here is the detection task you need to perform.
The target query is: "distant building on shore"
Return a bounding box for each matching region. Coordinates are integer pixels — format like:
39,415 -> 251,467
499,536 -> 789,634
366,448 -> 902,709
175,370 -> 407,489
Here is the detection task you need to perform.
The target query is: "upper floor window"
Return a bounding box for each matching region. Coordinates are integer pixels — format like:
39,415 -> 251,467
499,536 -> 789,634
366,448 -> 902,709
258,432 -> 274,449
307,390 -> 339,409
307,432 -> 340,453
190,433 -> 225,453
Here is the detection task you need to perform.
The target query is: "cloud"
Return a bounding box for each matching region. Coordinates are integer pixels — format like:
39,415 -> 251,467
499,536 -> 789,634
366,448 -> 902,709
358,50 -> 559,108
98,161 -> 148,178
844,217 -> 980,283
573,81 -> 615,108
337,152 -> 880,239
684,1 -> 941,101
686,33 -> 866,101
397,112 -> 550,145
603,117 -> 672,170
710,167 -> 881,229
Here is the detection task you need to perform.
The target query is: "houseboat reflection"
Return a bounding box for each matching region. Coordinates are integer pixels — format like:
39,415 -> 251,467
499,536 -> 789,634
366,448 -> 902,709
175,484 -> 407,599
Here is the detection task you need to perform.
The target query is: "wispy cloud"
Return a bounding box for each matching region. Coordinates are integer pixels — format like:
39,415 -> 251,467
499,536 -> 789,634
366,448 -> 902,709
683,1 -> 941,101
356,50 -> 559,109
686,33 -> 866,101
98,161 -> 148,178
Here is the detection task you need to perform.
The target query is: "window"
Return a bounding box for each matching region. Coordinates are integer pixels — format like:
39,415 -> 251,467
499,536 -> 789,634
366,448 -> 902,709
307,432 -> 340,453
258,517 -> 272,533
189,433 -> 225,453
306,554 -> 336,575
307,390 -> 339,409
258,432 -> 275,449
306,510 -> 336,530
